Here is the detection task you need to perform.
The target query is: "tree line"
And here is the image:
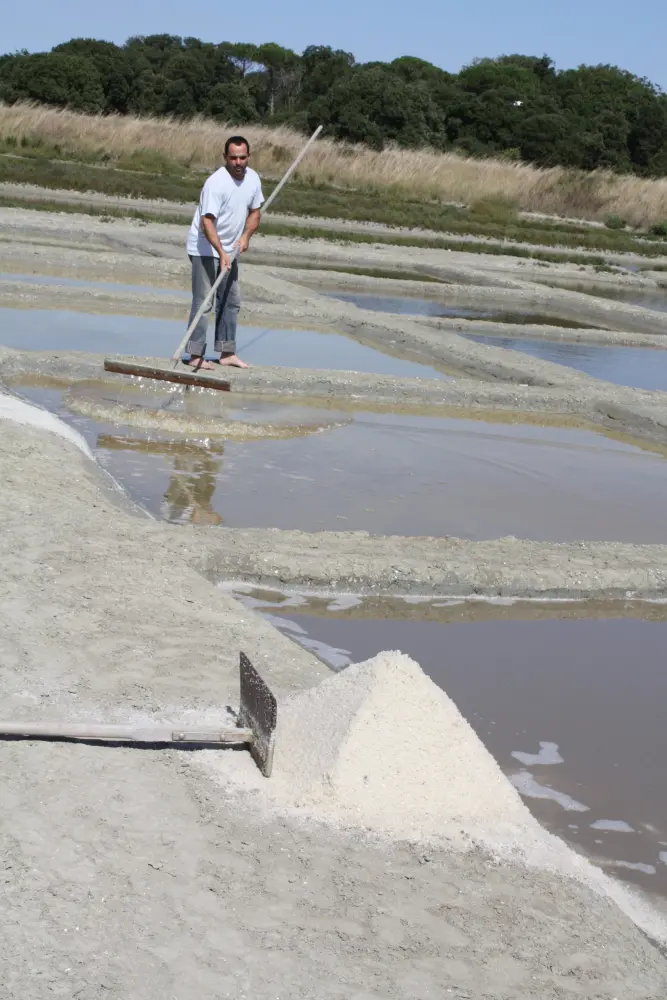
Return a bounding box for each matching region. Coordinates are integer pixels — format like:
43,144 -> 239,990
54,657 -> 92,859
2,35 -> 667,176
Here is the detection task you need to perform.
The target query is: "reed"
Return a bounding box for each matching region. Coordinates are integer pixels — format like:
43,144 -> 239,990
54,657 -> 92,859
2,102 -> 667,228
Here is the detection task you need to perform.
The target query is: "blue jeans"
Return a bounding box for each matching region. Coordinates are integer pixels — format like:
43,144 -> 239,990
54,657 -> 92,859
185,254 -> 240,356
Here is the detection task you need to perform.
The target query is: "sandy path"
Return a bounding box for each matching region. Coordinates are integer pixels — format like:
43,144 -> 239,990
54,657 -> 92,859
2,400 -> 667,999
6,736 -> 667,1000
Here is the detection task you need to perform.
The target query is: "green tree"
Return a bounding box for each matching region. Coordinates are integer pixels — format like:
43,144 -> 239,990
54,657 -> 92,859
0,52 -> 105,112
322,65 -> 446,149
2,36 -> 667,178
219,42 -> 260,78
52,39 -> 134,112
300,46 -> 354,103
208,80 -> 258,123
254,43 -> 301,116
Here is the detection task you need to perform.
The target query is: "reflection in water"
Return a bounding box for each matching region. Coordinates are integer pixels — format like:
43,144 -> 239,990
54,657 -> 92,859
99,433 -> 224,526
162,450 -> 224,526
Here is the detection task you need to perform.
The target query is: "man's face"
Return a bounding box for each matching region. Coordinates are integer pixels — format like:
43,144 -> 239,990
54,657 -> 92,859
225,143 -> 249,180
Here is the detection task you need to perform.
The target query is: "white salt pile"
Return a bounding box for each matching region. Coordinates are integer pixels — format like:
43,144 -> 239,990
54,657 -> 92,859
202,650 -> 667,944
267,651 -> 667,944
271,650 -> 540,848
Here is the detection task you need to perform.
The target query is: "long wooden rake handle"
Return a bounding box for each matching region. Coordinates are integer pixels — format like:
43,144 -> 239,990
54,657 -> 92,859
0,721 -> 252,744
171,123 -> 324,364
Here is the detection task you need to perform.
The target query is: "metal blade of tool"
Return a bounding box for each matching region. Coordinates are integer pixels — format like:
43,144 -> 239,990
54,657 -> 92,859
238,651 -> 278,777
0,654 -> 278,777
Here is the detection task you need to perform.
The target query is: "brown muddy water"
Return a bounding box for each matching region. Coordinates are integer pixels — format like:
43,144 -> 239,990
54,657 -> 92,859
231,587 -> 667,899
14,381 -> 667,543
0,307 -> 449,381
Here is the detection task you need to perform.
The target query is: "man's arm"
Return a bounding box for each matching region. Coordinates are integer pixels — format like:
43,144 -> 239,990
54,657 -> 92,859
236,208 -> 262,254
201,215 -> 232,269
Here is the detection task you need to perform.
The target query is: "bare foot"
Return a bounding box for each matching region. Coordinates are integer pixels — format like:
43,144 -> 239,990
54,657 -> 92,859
217,354 -> 250,369
183,356 -> 216,370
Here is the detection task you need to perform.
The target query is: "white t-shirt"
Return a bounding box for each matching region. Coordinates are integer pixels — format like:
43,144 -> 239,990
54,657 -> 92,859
186,166 -> 264,257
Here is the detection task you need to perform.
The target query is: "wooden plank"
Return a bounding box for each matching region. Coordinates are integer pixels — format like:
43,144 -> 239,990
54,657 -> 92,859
0,721 -> 252,744
104,359 -> 231,392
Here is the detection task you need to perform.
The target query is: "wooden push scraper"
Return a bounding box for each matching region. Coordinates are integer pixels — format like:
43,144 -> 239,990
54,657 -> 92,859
0,653 -> 278,777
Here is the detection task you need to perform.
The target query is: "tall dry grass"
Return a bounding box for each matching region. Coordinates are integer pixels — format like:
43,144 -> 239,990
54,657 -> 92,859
2,102 -> 667,227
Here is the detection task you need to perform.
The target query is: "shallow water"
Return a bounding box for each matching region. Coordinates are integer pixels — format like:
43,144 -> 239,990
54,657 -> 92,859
327,291 -> 590,329
0,272 -> 187,297
0,307 -> 447,380
466,333 -> 667,392
17,384 -> 667,543
233,589 -> 667,899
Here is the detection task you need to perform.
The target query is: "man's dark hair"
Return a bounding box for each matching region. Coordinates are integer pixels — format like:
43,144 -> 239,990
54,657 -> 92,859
225,135 -> 250,156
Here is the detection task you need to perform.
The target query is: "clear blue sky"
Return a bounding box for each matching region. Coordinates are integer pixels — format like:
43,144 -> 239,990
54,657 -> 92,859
4,0 -> 667,91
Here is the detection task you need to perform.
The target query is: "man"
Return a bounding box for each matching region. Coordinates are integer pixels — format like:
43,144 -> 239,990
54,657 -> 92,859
183,135 -> 264,369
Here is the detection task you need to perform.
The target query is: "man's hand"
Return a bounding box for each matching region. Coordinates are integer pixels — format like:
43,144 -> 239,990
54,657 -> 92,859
235,233 -> 251,254
201,214 -> 231,269
236,208 -> 261,254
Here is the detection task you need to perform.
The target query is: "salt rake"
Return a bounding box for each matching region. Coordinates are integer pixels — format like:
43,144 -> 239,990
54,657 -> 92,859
0,653 -> 278,777
104,125 -> 323,392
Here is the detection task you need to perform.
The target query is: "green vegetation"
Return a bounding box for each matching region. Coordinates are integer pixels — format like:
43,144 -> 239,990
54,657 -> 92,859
0,149 -> 203,201
0,194 -> 187,224
0,191 -> 618,267
3,150 -> 667,258
2,36 -> 667,177
268,262 -> 446,283
259,221 -> 615,267
604,213 -> 626,230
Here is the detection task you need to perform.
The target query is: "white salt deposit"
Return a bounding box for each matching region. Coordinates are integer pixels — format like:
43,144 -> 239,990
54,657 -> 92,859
202,650 -> 667,946
591,819 -> 635,833
271,650 -> 540,846
0,391 -> 92,458
512,741 -> 564,766
510,771 -> 590,812
613,860 -> 657,875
